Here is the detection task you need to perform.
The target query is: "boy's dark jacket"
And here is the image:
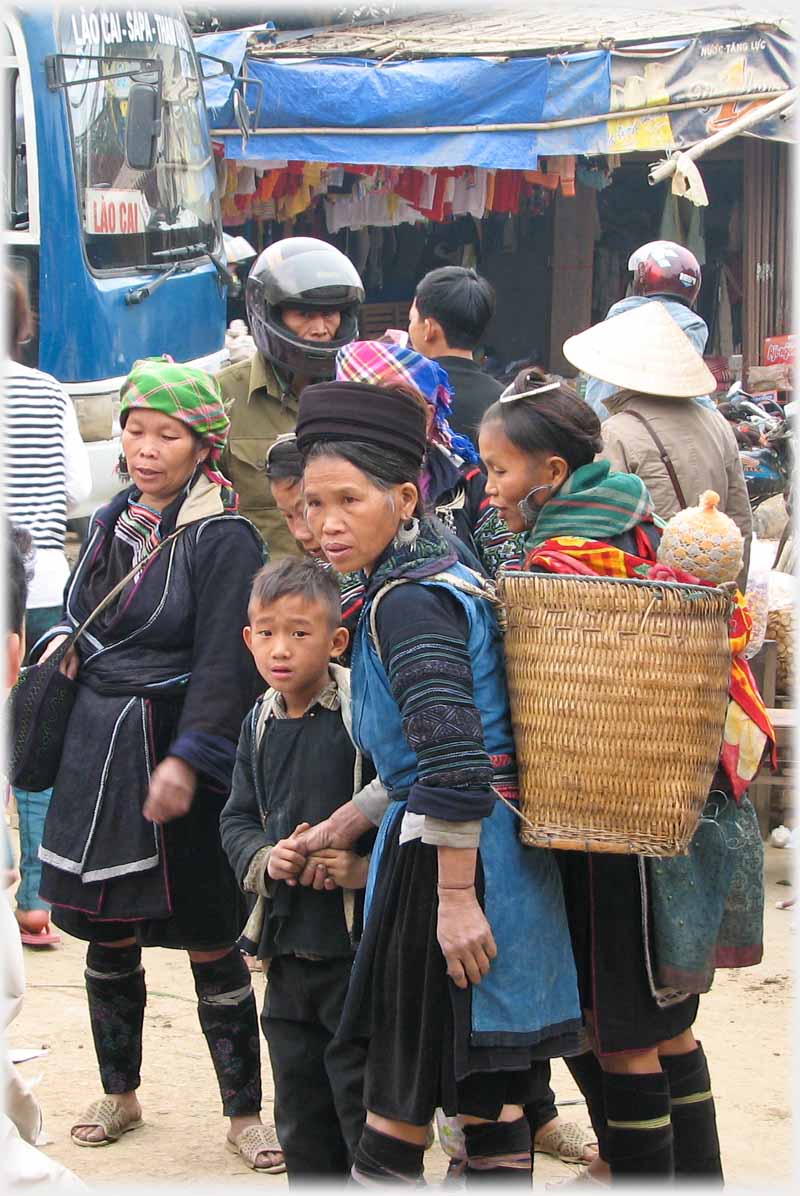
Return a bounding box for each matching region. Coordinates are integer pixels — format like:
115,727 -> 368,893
220,664 -> 382,961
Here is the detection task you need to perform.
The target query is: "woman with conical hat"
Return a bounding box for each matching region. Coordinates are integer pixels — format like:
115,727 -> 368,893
565,301 -> 752,582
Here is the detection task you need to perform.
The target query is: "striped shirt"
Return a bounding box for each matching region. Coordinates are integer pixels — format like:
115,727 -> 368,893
3,362 -> 92,608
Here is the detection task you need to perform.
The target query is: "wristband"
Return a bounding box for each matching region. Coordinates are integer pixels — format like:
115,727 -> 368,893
437,881 -> 476,890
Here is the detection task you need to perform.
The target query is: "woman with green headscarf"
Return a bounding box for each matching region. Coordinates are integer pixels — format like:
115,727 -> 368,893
34,358 -> 285,1171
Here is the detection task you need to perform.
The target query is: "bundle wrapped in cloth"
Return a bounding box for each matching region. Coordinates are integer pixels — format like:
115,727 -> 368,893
653,491 -> 777,800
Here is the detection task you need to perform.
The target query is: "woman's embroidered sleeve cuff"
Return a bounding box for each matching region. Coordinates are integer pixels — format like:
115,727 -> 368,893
406,782 -> 495,822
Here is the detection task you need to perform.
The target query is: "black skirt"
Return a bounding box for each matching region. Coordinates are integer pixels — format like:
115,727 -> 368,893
47,783 -> 247,952
557,849 -> 698,1055
338,813 -> 572,1126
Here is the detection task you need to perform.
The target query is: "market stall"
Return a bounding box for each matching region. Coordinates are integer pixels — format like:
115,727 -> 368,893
197,7 -> 795,377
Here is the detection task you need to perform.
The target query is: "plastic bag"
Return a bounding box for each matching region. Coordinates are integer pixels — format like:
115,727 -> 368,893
743,535 -> 773,659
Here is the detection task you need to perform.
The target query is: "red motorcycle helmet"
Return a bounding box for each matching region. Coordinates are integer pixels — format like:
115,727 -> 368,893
628,241 -> 702,307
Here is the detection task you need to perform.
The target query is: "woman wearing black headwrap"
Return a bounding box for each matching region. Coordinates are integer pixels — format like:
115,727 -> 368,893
285,376 -> 582,1185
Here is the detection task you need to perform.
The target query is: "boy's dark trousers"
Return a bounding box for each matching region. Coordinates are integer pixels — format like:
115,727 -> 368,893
261,953 -> 366,1180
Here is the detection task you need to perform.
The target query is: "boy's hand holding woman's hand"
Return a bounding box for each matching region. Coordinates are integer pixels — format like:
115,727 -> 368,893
266,813 -> 370,891
267,823 -> 312,884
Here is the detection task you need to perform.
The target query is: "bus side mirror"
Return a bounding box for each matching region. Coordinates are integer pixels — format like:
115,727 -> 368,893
125,83 -> 162,172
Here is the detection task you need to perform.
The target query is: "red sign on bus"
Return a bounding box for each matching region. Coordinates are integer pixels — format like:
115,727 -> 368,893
85,189 -> 149,235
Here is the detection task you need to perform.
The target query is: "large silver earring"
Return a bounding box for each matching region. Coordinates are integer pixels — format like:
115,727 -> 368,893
393,516 -> 420,552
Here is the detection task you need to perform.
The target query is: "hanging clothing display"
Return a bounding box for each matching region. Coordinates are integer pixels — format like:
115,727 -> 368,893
215,155 -> 580,234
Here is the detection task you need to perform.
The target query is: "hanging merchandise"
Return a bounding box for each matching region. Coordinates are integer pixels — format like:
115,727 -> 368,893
686,201 -> 707,265
658,190 -> 684,243
577,158 -> 613,190
218,153 -> 578,238
545,156 -> 576,196
714,266 -> 735,359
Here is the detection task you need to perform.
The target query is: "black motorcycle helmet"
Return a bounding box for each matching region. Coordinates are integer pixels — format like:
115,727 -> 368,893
246,237 -> 365,380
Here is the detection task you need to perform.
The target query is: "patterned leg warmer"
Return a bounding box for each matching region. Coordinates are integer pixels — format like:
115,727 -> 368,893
462,1117 -> 532,1185
190,950 -> 261,1118
351,1125 -> 425,1185
565,1050 -> 609,1160
603,1071 -> 674,1180
661,1044 -> 723,1182
85,943 -> 145,1094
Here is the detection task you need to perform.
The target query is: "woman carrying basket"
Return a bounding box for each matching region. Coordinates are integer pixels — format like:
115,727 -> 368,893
478,354 -> 772,1183
34,358 -> 284,1171
285,371 -> 583,1185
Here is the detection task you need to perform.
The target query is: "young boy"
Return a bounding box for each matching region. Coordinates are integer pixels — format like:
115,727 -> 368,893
220,558 -> 383,1181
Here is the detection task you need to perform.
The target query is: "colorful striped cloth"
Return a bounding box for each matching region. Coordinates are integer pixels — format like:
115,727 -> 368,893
120,355 -> 233,490
335,340 -> 480,464
526,460 -> 657,548
115,496 -> 163,578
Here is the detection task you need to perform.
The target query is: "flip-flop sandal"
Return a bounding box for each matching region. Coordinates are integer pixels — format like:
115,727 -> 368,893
535,1121 -> 598,1165
71,1097 -> 143,1146
19,925 -> 61,947
226,1123 -> 286,1173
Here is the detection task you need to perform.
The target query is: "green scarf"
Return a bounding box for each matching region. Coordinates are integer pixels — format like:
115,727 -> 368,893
526,461 -> 657,549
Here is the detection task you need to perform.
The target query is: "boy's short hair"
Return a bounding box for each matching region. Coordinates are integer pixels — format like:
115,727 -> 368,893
8,523 -> 34,634
265,432 -> 303,484
414,266 -> 495,351
249,557 -> 342,628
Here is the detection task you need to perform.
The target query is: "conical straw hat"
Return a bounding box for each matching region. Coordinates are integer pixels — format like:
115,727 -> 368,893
563,301 -> 717,399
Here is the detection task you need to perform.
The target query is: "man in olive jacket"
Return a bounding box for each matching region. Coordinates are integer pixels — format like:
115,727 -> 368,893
218,237 -> 364,558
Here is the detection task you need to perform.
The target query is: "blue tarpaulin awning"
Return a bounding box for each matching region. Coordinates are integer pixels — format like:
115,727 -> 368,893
208,51 -> 610,170
199,24 -> 794,168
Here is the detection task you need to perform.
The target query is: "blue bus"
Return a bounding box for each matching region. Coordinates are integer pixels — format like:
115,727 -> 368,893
3,4 -> 229,514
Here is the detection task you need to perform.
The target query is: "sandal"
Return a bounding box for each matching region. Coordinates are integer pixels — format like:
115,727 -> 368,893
226,1123 -> 286,1173
16,911 -> 61,947
535,1120 -> 598,1165
19,925 -> 61,947
546,1171 -> 610,1190
70,1097 -> 143,1147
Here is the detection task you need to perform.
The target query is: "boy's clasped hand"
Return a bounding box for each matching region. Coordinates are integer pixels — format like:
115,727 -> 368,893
267,820 -> 367,891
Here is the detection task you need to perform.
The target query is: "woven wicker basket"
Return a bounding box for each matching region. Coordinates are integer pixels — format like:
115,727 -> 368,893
497,573 -> 732,857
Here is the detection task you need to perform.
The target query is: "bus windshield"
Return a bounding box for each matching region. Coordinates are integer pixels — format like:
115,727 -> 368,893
58,6 -> 221,271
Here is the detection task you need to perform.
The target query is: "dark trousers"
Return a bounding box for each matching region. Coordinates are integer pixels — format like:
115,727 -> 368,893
524,1060 -> 558,1135
261,954 -> 366,1181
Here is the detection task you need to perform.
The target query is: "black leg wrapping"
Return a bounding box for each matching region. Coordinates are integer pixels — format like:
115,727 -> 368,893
85,943 -> 145,1095
351,1125 -> 425,1185
603,1071 -> 674,1180
190,950 -> 261,1118
661,1044 -> 723,1182
462,1117 -> 532,1185
564,1051 -> 609,1159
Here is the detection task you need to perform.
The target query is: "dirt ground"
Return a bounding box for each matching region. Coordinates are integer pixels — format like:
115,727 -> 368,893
5,844 -> 795,1192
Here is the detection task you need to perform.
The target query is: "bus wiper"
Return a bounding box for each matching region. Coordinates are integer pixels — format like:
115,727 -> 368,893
125,242 -> 234,305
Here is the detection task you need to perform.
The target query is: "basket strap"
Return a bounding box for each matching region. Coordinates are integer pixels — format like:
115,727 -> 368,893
624,410 -> 688,510
490,785 -> 541,833
367,579 -> 410,663
368,568 -> 507,662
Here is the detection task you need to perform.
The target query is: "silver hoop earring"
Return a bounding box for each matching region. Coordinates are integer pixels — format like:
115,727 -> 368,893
393,516 -> 420,552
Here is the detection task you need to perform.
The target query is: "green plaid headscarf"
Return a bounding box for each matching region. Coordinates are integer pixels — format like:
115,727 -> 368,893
120,355 -> 231,488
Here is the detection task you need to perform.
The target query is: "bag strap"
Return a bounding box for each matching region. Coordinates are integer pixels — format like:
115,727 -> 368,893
625,410 -> 688,510
368,568 -> 506,663
69,527 -> 186,648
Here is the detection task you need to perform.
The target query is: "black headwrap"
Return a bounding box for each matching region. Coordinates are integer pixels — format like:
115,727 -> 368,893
295,380 -> 427,466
